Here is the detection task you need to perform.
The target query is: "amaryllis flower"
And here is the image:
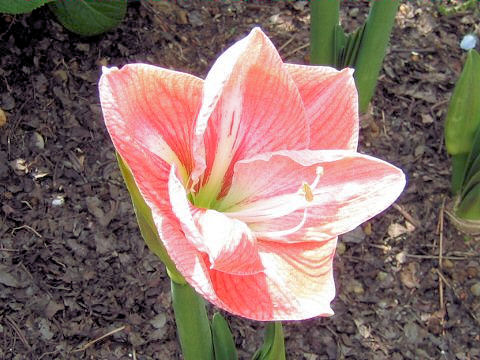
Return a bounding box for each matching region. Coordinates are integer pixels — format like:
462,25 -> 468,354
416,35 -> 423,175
99,28 -> 405,321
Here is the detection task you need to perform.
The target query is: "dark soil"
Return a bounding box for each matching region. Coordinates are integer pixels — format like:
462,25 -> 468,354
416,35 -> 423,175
1,1 -> 479,359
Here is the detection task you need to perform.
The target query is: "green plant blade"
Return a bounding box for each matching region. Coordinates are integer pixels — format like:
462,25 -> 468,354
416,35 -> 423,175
211,313 -> 238,360
116,153 -> 184,283
353,0 -> 399,113
341,24 -> 366,68
334,24 -> 347,68
0,0 -> 52,14
48,0 -> 126,36
464,152 -> 480,189
461,169 -> 480,201
456,182 -> 480,220
452,153 -> 469,195
171,280 -> 214,360
459,111 -> 480,193
445,50 -> 480,155
310,0 -> 340,66
251,322 -> 285,360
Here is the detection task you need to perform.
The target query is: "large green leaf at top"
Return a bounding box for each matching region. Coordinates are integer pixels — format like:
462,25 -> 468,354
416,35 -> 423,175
0,0 -> 52,14
116,154 -> 185,284
48,0 -> 126,36
445,50 -> 480,155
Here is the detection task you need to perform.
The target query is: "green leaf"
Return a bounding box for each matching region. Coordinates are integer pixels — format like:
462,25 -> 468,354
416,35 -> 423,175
461,124 -> 480,190
445,50 -> 480,155
252,322 -> 286,360
48,0 -> 126,36
171,280 -> 215,360
211,313 -> 238,360
464,153 -> 480,190
310,0 -> 340,66
333,24 -> 346,68
116,153 -> 184,284
456,182 -> 480,220
340,24 -> 366,68
461,170 -> 480,202
0,0 -> 52,14
353,0 -> 399,113
452,153 -> 469,195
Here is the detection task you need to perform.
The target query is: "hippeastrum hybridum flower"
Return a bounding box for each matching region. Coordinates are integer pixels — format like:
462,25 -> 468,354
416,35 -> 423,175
99,28 -> 405,321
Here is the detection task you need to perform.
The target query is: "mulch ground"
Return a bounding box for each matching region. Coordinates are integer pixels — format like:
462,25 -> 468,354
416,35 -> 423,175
1,1 -> 479,359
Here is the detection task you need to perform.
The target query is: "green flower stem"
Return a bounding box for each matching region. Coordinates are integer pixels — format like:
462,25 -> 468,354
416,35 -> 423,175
310,0 -> 340,66
354,0 -> 399,113
452,153 -> 468,195
171,279 -> 214,360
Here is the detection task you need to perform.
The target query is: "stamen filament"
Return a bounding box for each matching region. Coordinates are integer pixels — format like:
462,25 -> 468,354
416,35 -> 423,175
255,208 -> 308,238
256,166 -> 324,238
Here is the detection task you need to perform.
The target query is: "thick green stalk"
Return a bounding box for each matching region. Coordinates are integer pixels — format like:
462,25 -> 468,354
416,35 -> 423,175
310,0 -> 340,65
171,280 -> 214,360
354,0 -> 399,113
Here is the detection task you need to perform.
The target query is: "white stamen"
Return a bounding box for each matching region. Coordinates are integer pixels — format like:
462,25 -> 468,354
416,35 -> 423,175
255,208 -> 308,238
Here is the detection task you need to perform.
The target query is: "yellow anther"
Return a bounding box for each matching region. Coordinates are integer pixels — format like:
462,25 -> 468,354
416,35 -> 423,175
302,182 -> 314,202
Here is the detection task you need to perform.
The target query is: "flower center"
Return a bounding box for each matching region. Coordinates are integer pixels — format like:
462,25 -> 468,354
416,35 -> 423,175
250,166 -> 324,239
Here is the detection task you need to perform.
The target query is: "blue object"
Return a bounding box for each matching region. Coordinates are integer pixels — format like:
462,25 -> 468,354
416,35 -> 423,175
460,34 -> 478,51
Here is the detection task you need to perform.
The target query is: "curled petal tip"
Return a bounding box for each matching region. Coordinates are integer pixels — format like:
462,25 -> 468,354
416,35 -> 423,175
101,66 -> 119,76
250,26 -> 264,35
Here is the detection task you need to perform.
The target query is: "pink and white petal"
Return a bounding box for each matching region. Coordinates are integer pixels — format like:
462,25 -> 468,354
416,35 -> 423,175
193,28 -> 309,204
169,167 -> 264,275
217,150 -> 340,213
240,151 -> 405,242
285,64 -> 359,150
99,64 -> 203,178
207,237 -> 337,321
218,150 -> 405,241
104,134 -> 225,312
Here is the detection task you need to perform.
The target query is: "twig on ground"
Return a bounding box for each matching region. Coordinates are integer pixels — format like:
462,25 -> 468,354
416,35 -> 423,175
438,198 -> 446,268
72,325 -> 126,353
436,198 -> 446,333
405,254 -> 470,261
11,225 -> 42,238
284,43 -> 309,59
435,269 -> 451,289
0,247 -> 20,252
392,203 -> 420,228
278,34 -> 295,53
5,315 -> 31,352
390,47 -> 436,53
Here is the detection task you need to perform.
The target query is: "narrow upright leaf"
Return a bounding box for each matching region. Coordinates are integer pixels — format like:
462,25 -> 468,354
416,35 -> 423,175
252,322 -> 286,360
445,50 -> 480,155
211,313 -> 238,360
310,0 -> 340,66
171,280 -> 215,360
456,182 -> 480,220
354,0 -> 399,112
